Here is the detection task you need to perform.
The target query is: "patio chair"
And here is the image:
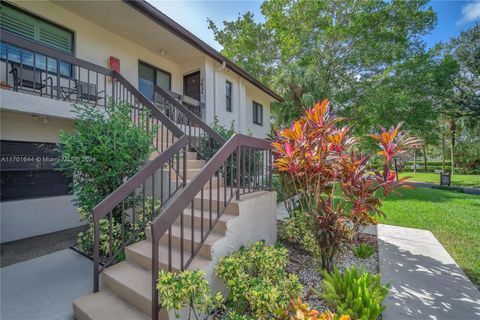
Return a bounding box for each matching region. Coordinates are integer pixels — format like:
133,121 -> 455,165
9,62 -> 53,97
75,80 -> 104,103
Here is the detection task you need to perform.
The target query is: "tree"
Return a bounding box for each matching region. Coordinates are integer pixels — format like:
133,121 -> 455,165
437,24 -> 480,175
209,0 -> 436,126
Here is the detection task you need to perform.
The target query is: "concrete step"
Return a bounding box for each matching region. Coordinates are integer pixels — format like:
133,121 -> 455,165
102,261 -> 153,316
192,188 -> 240,215
125,239 -> 210,272
149,150 -> 197,161
185,168 -> 202,179
173,208 -> 236,234
144,224 -> 224,259
73,287 -> 149,320
172,177 -> 225,189
187,159 -> 206,169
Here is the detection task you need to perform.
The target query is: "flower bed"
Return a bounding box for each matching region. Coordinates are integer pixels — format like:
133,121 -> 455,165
280,227 -> 379,313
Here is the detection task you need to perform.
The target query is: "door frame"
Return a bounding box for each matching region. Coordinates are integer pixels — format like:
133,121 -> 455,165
183,70 -> 201,100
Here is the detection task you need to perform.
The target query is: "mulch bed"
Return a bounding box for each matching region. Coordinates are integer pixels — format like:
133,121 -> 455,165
280,233 -> 379,311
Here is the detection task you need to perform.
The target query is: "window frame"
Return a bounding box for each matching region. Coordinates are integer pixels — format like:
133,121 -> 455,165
0,42 -> 73,78
138,60 -> 172,100
1,2 -> 75,54
252,101 -> 263,126
225,80 -> 232,112
0,3 -> 75,78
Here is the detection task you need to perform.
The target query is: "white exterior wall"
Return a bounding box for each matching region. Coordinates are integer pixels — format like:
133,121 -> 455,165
0,111 -> 82,243
204,58 -> 273,138
0,1 -> 278,242
5,1 -> 276,136
9,1 -> 179,92
0,110 -> 75,142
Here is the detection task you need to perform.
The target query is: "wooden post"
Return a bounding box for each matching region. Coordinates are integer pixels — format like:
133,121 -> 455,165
413,148 -> 417,173
423,145 -> 428,173
450,118 -> 456,176
442,133 -> 446,173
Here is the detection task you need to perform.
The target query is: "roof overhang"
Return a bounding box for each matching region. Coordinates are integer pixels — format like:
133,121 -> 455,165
124,0 -> 283,102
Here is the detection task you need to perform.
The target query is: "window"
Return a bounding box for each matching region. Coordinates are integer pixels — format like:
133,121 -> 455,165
0,42 -> 72,77
226,81 -> 232,112
253,101 -> 263,126
139,61 -> 171,100
0,3 -> 74,53
0,3 -> 74,77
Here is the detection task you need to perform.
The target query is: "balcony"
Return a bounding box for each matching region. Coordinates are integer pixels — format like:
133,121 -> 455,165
0,31 -> 205,120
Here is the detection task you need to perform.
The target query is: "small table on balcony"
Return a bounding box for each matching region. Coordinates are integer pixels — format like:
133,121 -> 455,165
54,80 -> 104,103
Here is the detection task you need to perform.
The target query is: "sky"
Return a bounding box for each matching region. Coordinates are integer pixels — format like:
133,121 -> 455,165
148,0 -> 480,51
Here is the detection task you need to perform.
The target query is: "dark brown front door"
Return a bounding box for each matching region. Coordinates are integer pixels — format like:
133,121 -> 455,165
183,71 -> 200,101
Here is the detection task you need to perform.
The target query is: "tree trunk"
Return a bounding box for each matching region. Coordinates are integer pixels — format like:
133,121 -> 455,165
450,118 -> 456,176
442,133 -> 446,173
423,145 -> 428,173
413,149 -> 417,173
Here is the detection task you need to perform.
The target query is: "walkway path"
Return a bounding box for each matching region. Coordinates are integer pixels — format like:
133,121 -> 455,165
1,249 -> 92,320
377,224 -> 480,319
409,181 -> 480,195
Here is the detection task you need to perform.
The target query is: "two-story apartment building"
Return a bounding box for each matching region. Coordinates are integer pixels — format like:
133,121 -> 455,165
0,0 -> 281,243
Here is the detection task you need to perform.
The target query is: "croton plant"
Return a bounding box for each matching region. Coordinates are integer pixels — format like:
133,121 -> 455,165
271,99 -> 421,270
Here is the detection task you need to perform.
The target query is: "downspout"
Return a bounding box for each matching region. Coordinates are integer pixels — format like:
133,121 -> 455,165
213,61 -> 226,117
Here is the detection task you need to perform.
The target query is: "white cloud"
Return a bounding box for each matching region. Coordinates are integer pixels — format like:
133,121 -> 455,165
458,1 -> 480,25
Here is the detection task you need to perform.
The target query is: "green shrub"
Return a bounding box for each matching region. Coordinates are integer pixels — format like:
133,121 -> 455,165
199,116 -> 236,160
319,267 -> 389,320
351,244 -> 375,259
76,197 -> 160,259
278,209 -> 320,257
157,270 -> 223,320
57,100 -> 156,256
215,241 -> 303,319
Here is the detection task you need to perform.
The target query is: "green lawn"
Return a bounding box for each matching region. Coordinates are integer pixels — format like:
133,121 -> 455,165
379,187 -> 480,287
398,172 -> 480,188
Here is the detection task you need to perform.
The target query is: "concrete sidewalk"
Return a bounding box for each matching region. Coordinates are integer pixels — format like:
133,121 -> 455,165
1,249 -> 92,320
409,181 -> 480,195
378,224 -> 480,319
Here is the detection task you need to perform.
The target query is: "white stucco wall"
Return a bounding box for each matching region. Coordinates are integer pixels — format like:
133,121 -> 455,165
204,58 -> 274,138
5,1 -> 277,136
0,110 -> 81,243
9,0 -> 186,94
0,109 -> 75,142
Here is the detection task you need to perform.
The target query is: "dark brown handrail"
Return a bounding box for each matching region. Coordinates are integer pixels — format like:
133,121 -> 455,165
150,134 -> 272,319
92,136 -> 188,221
2,30 -> 274,320
0,30 -> 184,139
92,136 -> 188,291
1,30 -> 112,75
154,85 -> 225,145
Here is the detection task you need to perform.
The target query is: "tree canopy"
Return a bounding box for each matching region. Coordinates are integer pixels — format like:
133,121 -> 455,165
209,0 -> 437,128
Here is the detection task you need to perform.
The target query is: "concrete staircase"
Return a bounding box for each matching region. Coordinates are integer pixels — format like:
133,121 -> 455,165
73,119 -> 277,319
73,192 -> 276,319
72,142 -> 276,319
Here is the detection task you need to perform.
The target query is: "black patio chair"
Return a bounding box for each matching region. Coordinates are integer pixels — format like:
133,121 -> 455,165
75,80 -> 104,103
9,62 -> 53,97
